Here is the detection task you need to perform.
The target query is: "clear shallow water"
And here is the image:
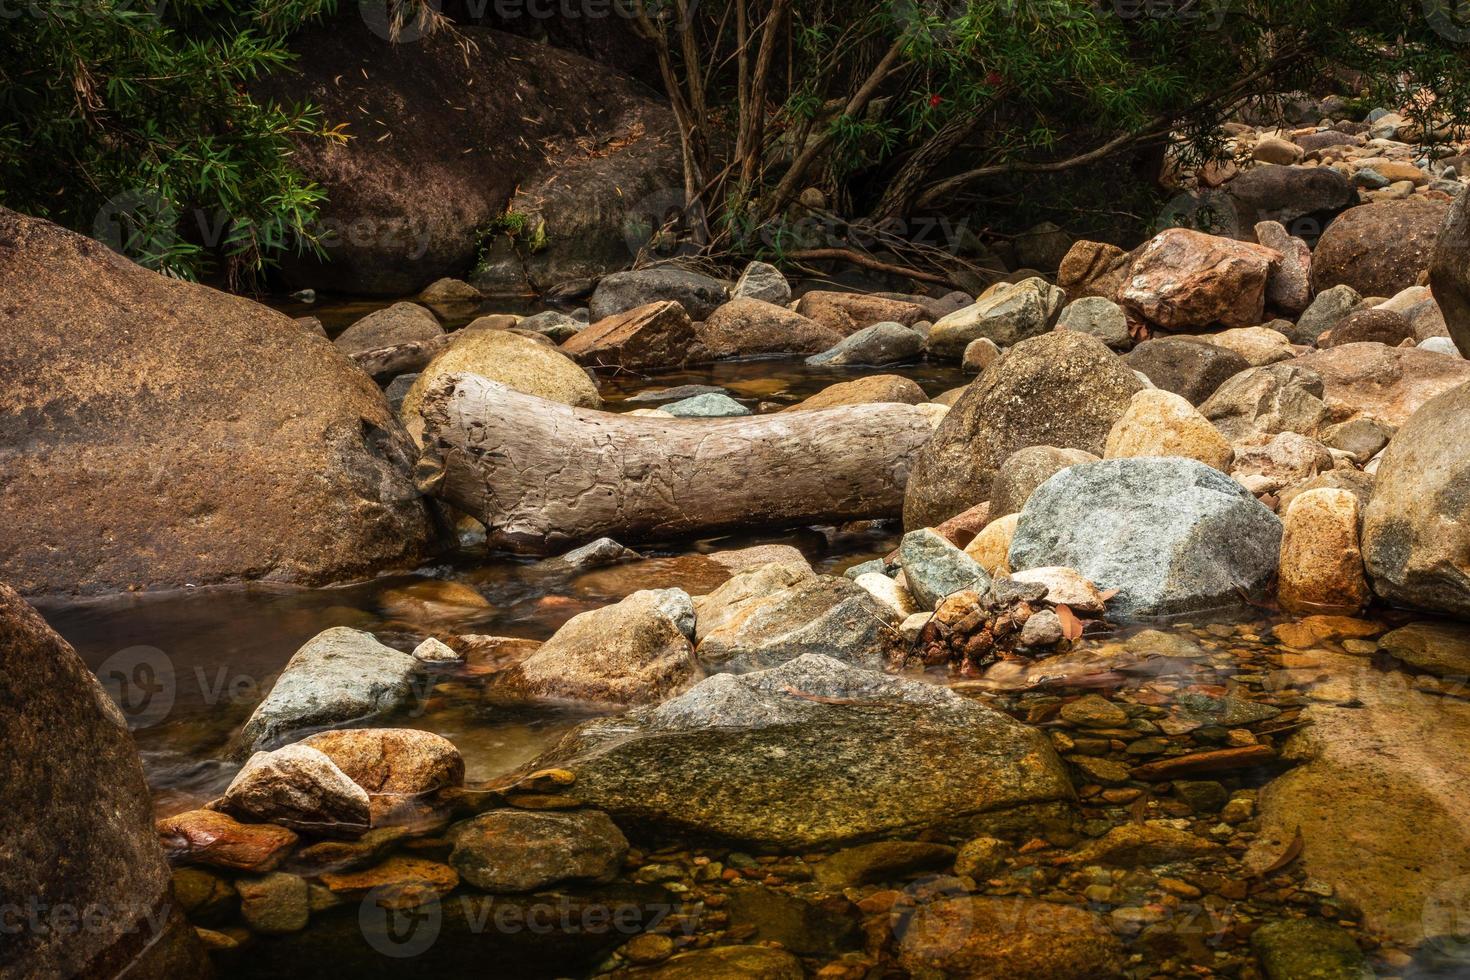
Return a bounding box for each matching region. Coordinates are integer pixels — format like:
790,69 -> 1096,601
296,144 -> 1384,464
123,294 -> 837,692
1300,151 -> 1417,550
32,295 -> 1470,977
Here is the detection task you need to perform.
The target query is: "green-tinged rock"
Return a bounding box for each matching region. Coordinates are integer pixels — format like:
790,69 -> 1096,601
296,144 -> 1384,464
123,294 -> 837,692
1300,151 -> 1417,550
1250,919 -> 1372,980
814,841 -> 957,890
515,654 -> 1075,849
725,886 -> 862,956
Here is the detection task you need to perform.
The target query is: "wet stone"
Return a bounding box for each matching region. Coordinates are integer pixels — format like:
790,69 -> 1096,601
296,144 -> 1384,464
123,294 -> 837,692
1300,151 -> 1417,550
813,841 -> 957,890
725,886 -> 862,957
236,871 -> 309,935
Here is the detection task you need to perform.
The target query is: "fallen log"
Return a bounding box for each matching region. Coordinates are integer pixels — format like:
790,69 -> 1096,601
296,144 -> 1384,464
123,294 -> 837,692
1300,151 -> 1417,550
416,374 -> 935,554
350,334 -> 451,381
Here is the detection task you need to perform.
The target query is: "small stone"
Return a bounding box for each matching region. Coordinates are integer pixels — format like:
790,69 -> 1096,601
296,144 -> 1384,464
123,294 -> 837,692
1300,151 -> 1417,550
1019,609 -> 1064,647
221,744 -> 371,836
411,637 -> 462,664
954,836 -> 1009,880
814,841 -> 956,890
1173,780 -> 1229,813
962,336 -> 1002,373
156,809 -> 299,872
623,932 -> 676,964
1104,388 -> 1233,471
1060,694 -> 1128,728
236,872 -> 309,935
318,855 -> 458,910
1067,755 -> 1132,785
1067,823 -> 1221,866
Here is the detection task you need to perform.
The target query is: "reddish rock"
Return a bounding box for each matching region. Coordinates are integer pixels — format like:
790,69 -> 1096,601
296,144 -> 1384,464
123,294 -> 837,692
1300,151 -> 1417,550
794,291 -> 927,334
1120,228 -> 1280,329
156,809 -> 300,872
561,300 -> 694,371
695,298 -> 843,359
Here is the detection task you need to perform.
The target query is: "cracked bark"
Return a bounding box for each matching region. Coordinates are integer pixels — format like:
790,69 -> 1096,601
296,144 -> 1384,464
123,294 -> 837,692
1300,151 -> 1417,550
417,374 -> 935,554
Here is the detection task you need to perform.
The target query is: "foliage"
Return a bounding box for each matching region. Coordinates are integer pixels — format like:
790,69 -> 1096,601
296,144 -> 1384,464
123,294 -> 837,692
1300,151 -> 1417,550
0,0 -> 344,283
626,0 -> 1470,275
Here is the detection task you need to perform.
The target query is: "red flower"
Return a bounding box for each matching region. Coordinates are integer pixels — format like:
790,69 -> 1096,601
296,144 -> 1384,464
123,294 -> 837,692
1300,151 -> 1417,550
985,70 -> 1004,87
928,93 -> 943,108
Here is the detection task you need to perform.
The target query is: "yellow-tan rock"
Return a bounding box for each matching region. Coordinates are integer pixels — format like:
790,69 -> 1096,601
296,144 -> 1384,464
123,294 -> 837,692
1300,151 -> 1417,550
964,514 -> 1019,576
1104,389 -> 1233,471
1278,488 -> 1369,616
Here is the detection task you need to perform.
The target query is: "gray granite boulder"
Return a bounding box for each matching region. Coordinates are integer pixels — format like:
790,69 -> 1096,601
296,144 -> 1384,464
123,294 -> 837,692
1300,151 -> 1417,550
695,568 -> 901,674
896,528 -> 990,608
237,627 -> 422,755
1009,458 -> 1283,619
806,321 -> 924,366
589,267 -> 727,321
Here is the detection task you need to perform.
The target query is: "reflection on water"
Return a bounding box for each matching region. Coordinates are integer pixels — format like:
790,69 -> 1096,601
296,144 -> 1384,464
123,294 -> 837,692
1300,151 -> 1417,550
34,519 -> 902,815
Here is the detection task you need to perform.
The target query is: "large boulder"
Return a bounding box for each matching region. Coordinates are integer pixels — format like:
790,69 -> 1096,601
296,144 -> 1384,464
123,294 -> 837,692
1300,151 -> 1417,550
252,21 -> 680,294
1009,458 -> 1283,619
516,654 -> 1075,849
695,298 -> 843,359
1246,652 -> 1470,944
2,584 -> 208,976
1311,198 -> 1450,298
1429,184 -> 1470,356
1124,337 -> 1250,405
588,267 -> 727,322
1224,164 -> 1356,229
1120,228 -> 1279,329
926,277 -> 1065,357
1362,381 -> 1470,616
399,327 -> 602,442
903,332 -> 1144,528
1293,343 -> 1470,427
1057,240 -> 1133,302
487,588 -> 697,706
236,627 -> 423,755
0,207 -> 433,596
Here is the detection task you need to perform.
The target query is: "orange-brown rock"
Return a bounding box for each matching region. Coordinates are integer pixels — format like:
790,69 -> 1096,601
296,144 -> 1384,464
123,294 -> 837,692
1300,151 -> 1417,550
794,290 -> 927,334
0,207 -> 434,595
1120,228 -> 1280,329
1278,488 -> 1369,616
156,809 -> 300,873
560,300 -> 694,371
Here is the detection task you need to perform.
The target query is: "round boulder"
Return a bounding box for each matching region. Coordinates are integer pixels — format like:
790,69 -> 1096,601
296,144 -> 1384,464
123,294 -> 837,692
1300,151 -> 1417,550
1323,308 -> 1414,348
1363,381 -> 1470,615
1311,198 -> 1449,298
0,207 -> 433,595
401,327 -> 602,441
903,332 -> 1144,529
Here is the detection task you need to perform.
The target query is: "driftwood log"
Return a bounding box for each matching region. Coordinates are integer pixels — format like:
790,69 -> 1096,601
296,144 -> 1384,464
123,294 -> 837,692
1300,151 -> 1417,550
351,335 -> 451,381
416,374 -> 936,554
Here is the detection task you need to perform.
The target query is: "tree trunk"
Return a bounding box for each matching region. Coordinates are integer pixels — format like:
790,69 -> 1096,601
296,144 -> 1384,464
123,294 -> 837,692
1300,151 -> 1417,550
416,374 -> 935,555
350,335 -> 450,381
